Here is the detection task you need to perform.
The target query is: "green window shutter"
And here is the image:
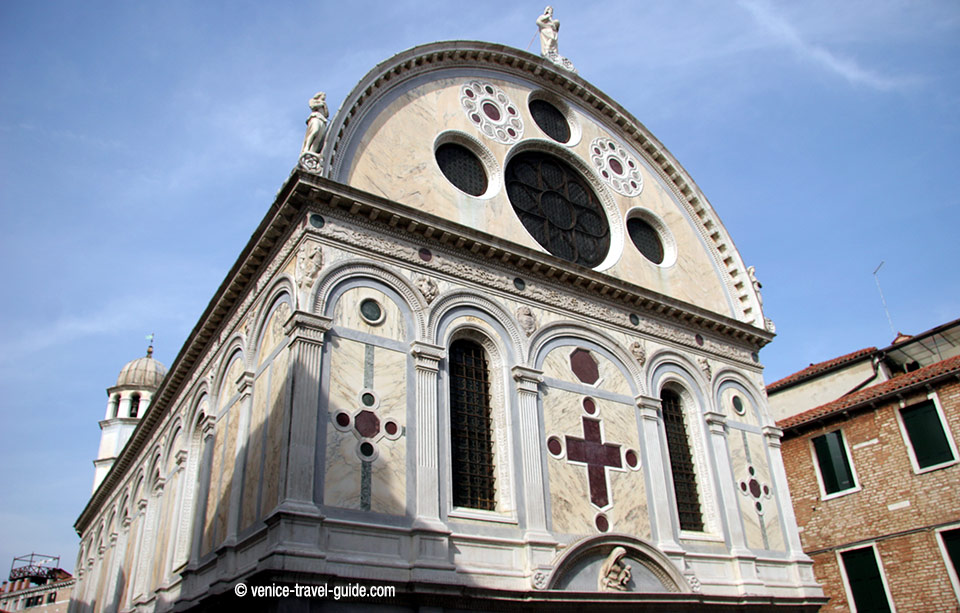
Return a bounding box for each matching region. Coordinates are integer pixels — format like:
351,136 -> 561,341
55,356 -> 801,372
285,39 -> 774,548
901,400 -> 954,468
813,430 -> 855,494
841,547 -> 891,612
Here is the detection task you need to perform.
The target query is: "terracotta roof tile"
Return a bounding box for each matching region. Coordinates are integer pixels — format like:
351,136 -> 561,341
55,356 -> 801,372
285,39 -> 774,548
766,347 -> 877,393
778,354 -> 960,430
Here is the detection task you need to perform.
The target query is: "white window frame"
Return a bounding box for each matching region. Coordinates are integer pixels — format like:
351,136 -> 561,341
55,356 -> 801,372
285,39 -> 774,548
936,523 -> 960,603
809,428 -> 861,501
894,391 -> 958,474
836,542 -> 897,613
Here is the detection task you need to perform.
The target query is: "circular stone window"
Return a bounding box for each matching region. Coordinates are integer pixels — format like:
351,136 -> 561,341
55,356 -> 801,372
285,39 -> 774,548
732,395 -> 745,415
435,143 -> 488,196
359,298 -> 384,325
625,208 -> 676,267
530,99 -> 570,144
505,151 -> 610,268
627,217 -> 663,264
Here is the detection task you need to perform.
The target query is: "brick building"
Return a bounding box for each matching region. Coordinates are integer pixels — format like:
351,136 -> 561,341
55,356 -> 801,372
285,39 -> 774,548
772,322 -> 960,611
0,554 -> 74,613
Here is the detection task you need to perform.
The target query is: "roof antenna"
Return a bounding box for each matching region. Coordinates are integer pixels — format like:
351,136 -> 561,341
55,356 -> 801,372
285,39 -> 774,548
872,262 -> 896,337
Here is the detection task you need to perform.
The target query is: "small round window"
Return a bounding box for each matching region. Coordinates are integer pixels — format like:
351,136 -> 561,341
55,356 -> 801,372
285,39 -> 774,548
505,151 -> 610,268
732,395 -> 745,415
359,298 -> 384,325
627,217 -> 664,264
435,143 -> 487,196
530,99 -> 570,143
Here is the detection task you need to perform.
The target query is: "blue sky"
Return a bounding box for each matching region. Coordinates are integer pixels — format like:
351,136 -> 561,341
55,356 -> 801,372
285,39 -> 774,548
1,0 -> 957,573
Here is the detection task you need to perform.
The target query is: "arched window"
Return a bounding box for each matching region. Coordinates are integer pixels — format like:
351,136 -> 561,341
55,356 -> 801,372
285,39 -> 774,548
661,388 -> 704,532
449,339 -> 496,510
110,395 -> 120,418
129,394 -> 141,418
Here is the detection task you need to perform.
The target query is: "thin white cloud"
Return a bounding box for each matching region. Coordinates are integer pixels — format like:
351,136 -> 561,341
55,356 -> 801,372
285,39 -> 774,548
738,0 -> 912,91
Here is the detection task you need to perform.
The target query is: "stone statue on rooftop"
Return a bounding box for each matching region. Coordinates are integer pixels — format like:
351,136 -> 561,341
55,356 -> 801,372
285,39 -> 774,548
536,6 -> 576,73
299,91 -> 329,173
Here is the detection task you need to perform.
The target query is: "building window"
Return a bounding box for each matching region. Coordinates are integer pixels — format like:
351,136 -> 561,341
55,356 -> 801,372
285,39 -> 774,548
449,339 -> 496,510
529,99 -> 570,143
47,592 -> 56,603
504,150 -> 610,268
939,527 -> 960,601
839,545 -> 893,612
812,430 -> 857,497
899,398 -> 956,471
129,394 -> 140,418
435,143 -> 488,197
661,389 -> 704,532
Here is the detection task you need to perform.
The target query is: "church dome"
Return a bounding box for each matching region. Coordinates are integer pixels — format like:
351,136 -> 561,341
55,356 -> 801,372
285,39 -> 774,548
116,347 -> 167,389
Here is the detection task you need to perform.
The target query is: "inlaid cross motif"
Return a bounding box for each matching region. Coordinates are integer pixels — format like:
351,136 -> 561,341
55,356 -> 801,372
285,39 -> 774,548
564,416 -> 622,508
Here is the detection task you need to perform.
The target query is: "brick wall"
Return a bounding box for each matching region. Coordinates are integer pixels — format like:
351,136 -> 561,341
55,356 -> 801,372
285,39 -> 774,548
781,379 -> 960,611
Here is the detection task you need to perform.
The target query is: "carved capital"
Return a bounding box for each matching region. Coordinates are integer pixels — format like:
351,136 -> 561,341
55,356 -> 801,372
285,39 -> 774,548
762,425 -> 784,447
122,516 -> 132,529
511,365 -> 544,392
284,310 -> 332,346
153,477 -> 166,494
201,414 -> 216,439
175,449 -> 189,467
411,341 -> 445,372
704,411 -> 727,435
637,395 -> 661,421
137,499 -> 148,513
235,370 -> 255,398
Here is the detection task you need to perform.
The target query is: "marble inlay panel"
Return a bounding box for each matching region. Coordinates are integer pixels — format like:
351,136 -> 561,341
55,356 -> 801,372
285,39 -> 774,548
260,348 -> 288,518
325,338 -> 365,509
219,358 -> 244,411
729,429 -> 785,551
215,407 -> 240,545
371,346 -> 407,515
544,386 -> 646,536
202,418 -> 226,553
240,370 -> 268,530
541,346 -> 630,396
258,306 -> 286,367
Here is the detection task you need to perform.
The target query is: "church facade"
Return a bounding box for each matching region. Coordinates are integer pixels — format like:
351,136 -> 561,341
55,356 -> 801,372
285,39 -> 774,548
70,39 -> 824,611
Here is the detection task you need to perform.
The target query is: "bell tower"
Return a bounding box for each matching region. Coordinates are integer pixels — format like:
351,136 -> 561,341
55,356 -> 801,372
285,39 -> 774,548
92,345 -> 167,492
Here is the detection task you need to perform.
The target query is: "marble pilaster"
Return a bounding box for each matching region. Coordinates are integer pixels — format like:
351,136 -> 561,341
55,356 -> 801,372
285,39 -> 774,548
512,365 -> 551,541
411,341 -> 445,529
636,395 -> 682,553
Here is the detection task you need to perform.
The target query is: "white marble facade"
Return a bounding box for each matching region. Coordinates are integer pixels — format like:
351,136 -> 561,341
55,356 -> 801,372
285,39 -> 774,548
70,40 -> 823,611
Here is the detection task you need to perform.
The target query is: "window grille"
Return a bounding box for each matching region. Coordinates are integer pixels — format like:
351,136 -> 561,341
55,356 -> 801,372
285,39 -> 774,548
530,99 -> 570,143
436,143 -> 488,196
627,217 -> 664,264
661,389 -> 704,531
505,151 -> 610,268
449,339 -> 496,510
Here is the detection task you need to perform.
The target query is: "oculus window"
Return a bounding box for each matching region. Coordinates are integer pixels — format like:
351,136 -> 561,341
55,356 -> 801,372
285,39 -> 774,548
812,430 -> 856,496
627,217 -> 664,264
900,399 -> 955,470
436,143 -> 488,197
505,151 -> 610,268
529,99 -> 570,143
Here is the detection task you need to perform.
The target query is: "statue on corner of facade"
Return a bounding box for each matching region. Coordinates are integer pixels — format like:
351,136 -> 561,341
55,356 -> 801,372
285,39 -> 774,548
536,6 -> 576,73
299,91 -> 329,173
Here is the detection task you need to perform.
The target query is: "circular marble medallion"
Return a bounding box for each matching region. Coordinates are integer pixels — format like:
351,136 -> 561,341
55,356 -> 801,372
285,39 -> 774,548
590,137 -> 643,197
461,80 -> 523,145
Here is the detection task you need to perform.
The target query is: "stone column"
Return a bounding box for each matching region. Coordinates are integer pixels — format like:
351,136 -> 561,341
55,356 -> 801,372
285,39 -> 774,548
224,371 -> 255,546
636,395 -> 682,553
704,412 -> 749,552
512,366 -> 552,541
411,341 -> 446,529
278,310 -> 330,514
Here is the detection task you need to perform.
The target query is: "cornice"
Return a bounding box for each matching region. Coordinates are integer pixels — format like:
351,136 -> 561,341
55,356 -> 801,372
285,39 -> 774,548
321,40 -> 765,329
292,174 -> 773,351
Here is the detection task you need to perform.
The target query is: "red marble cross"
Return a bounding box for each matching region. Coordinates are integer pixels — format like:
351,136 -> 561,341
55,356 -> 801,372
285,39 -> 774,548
565,416 -> 622,508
